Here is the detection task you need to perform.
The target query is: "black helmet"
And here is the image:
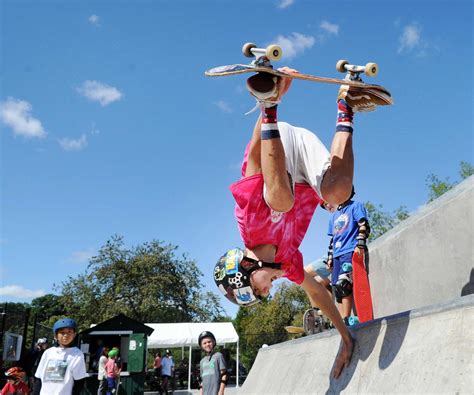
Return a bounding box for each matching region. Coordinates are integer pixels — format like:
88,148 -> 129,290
198,331 -> 216,348
214,248 -> 281,307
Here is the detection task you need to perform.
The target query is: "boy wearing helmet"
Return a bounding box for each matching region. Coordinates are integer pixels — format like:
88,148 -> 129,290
198,331 -> 227,395
325,192 -> 370,323
104,349 -> 120,395
1,367 -> 28,394
34,318 -> 87,395
215,69 -> 389,378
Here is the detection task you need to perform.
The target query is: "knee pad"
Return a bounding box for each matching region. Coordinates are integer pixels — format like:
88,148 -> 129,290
333,276 -> 353,302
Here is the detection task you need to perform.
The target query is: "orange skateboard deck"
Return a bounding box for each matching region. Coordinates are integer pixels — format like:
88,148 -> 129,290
352,250 -> 373,322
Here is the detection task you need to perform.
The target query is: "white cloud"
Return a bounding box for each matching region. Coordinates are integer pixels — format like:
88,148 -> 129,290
398,23 -> 421,53
277,0 -> 295,9
88,14 -> 100,26
0,98 -> 46,138
67,249 -> 94,264
214,100 -> 233,114
320,20 -> 339,36
58,134 -> 88,151
0,285 -> 46,299
272,32 -> 315,60
77,80 -> 123,106
397,22 -> 439,57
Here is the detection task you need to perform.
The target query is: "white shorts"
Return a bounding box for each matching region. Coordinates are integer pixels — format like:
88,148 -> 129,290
278,121 -> 330,198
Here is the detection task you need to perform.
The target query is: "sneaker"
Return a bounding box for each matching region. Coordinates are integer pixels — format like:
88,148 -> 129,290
337,84 -> 393,112
246,73 -> 280,108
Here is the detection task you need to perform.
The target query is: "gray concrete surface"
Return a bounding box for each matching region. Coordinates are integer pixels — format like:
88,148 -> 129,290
368,176 -> 474,318
240,295 -> 474,394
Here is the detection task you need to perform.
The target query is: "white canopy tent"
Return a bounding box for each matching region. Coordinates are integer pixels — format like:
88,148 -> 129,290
145,322 -> 239,390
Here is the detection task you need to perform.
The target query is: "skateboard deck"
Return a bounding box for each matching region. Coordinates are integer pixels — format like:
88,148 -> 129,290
352,250 -> 374,322
205,42 -> 393,106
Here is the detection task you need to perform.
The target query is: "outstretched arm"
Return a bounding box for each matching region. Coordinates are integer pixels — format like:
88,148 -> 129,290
300,271 -> 353,378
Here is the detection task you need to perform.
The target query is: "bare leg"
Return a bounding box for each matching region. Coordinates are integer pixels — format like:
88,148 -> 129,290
341,295 -> 353,318
320,131 -> 354,205
244,117 -> 263,177
245,112 -> 294,212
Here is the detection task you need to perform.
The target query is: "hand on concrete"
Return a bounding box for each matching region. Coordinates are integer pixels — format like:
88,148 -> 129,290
332,336 -> 354,379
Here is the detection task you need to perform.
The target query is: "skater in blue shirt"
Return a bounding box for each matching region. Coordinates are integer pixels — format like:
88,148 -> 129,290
324,188 -> 370,323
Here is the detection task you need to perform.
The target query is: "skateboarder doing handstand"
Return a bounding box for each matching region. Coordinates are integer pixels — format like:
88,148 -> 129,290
213,68 -> 385,378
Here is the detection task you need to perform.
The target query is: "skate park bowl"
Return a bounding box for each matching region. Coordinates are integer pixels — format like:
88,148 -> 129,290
240,295 -> 474,394
239,176 -> 474,394
368,176 -> 473,318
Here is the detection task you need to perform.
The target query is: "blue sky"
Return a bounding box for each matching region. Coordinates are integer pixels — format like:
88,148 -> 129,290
1,0 -> 472,318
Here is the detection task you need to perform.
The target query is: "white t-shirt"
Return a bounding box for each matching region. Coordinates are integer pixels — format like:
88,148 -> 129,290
277,122 -> 331,198
35,346 -> 88,395
98,355 -> 108,380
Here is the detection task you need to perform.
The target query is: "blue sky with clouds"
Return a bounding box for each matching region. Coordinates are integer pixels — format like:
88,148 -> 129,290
1,0 -> 472,317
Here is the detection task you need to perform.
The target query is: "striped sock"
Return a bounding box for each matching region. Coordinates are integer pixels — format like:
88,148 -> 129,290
336,99 -> 354,133
261,105 -> 280,140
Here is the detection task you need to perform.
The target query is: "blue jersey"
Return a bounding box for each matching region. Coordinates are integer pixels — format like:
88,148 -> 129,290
328,200 -> 368,258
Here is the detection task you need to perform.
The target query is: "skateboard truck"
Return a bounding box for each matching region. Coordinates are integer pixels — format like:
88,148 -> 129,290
242,42 -> 282,67
336,59 -> 379,82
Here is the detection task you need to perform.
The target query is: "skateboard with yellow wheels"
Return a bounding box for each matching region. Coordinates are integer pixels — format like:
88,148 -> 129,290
205,42 -> 393,105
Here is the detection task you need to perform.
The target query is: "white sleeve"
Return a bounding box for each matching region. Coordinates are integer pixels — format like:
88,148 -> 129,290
72,350 -> 88,380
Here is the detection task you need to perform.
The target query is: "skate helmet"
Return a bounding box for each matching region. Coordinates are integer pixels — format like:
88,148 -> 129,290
5,367 -> 26,381
53,318 -> 77,334
198,331 -> 216,348
214,247 -> 281,307
108,349 -> 119,358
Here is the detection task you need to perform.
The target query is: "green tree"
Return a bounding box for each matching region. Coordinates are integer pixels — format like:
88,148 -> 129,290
31,294 -> 66,322
426,160 -> 473,202
234,283 -> 309,369
56,235 -> 224,329
365,202 -> 409,241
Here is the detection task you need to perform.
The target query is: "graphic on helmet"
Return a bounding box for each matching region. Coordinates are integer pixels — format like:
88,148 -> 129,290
214,248 -> 260,307
198,330 -> 216,348
53,318 -> 77,334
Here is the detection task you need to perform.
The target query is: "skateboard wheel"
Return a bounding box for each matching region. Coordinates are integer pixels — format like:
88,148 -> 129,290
242,42 -> 257,58
336,59 -> 349,73
266,44 -> 282,61
365,62 -> 378,77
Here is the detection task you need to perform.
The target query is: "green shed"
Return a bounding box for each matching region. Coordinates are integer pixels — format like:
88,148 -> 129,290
79,314 -> 154,394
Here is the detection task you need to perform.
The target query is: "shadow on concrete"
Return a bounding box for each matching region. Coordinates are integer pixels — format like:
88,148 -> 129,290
325,310 -> 410,394
378,311 -> 410,369
461,268 -> 474,296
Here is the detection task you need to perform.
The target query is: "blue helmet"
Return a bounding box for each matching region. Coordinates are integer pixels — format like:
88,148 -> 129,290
53,318 -> 77,334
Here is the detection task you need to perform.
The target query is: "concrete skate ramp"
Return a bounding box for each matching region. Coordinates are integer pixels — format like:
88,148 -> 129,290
240,295 -> 474,394
368,176 -> 474,318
